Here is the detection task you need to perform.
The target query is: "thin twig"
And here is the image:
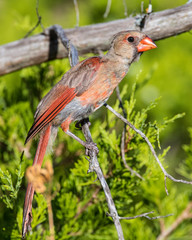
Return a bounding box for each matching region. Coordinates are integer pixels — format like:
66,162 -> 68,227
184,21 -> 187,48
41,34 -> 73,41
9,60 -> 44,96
121,129 -> 144,180
147,0 -> 153,14
141,1 -> 144,13
24,0 -> 44,38
116,86 -> 143,180
157,202 -> 192,240
36,0 -> 44,31
74,188 -> 100,219
104,103 -> 192,194
164,176 -> 169,195
47,195 -> 55,240
103,0 -> 112,18
73,0 -> 80,27
122,0 -> 128,17
117,211 -> 173,220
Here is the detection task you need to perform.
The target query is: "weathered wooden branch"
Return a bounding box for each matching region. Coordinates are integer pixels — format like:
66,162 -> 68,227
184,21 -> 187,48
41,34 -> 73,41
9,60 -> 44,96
0,2 -> 192,76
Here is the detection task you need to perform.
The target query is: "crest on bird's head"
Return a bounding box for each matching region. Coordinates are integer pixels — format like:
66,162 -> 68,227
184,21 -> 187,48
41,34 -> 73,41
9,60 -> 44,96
109,30 -> 157,62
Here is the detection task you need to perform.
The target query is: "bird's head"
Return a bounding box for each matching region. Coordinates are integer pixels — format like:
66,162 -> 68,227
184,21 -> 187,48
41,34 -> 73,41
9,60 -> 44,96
109,30 -> 157,63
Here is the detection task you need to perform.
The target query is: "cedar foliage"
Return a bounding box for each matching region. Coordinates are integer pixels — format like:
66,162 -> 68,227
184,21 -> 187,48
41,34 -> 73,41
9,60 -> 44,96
0,60 -> 191,239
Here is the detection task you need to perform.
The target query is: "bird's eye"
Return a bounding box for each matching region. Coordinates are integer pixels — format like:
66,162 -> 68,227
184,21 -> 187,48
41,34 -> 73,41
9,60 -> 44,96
127,36 -> 134,43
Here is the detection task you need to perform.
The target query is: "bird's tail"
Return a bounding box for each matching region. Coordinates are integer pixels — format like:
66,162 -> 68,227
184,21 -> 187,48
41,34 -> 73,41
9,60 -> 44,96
22,125 -> 51,238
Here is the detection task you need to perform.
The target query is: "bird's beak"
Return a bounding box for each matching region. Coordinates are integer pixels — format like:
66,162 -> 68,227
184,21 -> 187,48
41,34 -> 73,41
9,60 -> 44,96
137,36 -> 157,52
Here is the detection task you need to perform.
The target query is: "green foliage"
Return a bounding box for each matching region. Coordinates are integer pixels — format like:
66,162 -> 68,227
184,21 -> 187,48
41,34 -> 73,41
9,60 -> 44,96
1,1 -> 192,239
1,59 -> 192,239
0,154 -> 24,209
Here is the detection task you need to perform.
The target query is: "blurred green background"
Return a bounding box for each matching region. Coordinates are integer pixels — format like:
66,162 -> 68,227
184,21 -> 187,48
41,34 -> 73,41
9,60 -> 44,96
0,0 -> 192,239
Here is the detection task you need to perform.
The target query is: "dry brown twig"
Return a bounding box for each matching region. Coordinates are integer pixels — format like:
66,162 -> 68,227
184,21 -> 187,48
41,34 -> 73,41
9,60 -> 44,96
157,202 -> 192,240
103,0 -> 112,18
24,0 -> 44,38
73,0 -> 80,27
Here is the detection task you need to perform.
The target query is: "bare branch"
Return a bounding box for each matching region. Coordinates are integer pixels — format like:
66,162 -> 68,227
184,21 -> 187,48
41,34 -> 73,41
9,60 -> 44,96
1,2 -> 192,76
73,0 -> 80,27
81,120 -> 125,240
117,211 -> 173,220
141,1 -> 144,13
103,0 -> 112,18
164,176 -> 169,195
122,0 -> 128,17
104,103 -> 192,191
36,0 -> 44,31
24,0 -> 44,38
147,0 -> 153,14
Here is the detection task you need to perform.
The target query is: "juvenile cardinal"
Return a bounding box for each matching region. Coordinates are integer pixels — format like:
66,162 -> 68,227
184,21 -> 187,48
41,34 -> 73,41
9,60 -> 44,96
22,30 -> 156,237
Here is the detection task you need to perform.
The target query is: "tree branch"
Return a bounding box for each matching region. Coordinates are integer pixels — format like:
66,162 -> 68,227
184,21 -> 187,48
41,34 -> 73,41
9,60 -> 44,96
104,103 -> 192,194
103,0 -> 112,18
0,2 -> 192,76
81,121 -> 125,240
117,211 -> 173,220
73,0 -> 80,27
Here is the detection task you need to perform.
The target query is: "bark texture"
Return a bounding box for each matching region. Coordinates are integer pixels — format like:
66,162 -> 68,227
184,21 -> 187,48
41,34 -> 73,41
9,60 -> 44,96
0,2 -> 192,76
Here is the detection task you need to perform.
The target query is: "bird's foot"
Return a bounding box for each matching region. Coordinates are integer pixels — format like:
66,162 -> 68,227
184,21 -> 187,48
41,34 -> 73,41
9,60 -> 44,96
75,118 -> 91,130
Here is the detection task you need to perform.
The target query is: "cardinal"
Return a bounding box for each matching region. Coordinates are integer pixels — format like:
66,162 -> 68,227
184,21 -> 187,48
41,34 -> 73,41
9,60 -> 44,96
22,30 -> 157,237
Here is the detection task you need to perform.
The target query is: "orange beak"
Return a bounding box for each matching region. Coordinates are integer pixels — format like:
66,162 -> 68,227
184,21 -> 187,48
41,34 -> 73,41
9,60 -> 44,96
137,36 -> 157,53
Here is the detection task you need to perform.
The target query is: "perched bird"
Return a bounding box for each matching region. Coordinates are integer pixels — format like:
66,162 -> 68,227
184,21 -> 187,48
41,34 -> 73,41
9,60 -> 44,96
22,30 -> 157,237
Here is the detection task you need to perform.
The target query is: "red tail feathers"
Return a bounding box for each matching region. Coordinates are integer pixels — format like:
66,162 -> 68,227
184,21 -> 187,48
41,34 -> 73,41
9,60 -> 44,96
22,125 -> 51,238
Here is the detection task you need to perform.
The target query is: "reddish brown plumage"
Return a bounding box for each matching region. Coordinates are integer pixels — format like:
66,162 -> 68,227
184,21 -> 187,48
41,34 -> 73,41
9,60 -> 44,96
25,87 -> 76,143
22,30 -> 157,237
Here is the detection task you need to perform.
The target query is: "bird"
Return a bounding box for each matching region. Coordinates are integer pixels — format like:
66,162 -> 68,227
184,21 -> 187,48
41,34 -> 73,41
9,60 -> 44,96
22,30 -> 157,237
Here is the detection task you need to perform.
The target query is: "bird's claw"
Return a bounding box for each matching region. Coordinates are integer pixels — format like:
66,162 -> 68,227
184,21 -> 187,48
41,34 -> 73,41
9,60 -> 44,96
75,119 -> 91,130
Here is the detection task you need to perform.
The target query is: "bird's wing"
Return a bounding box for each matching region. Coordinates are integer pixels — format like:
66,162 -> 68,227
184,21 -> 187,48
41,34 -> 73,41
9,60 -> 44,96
25,57 -> 102,143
